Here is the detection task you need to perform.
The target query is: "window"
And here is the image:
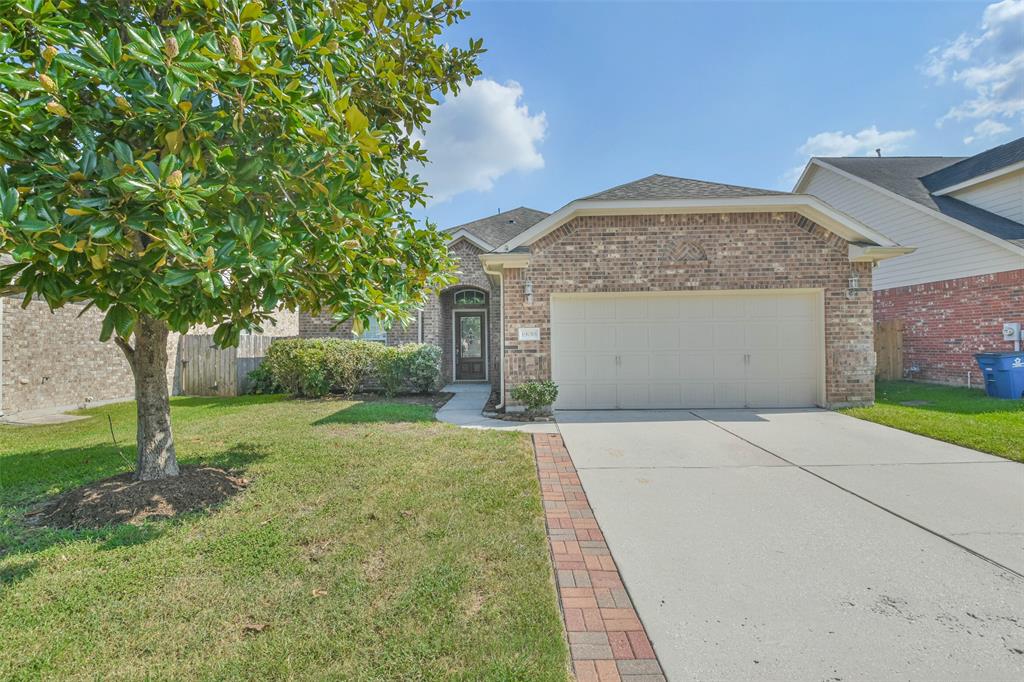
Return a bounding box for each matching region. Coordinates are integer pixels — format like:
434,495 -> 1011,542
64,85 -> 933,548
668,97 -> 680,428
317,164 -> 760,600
454,289 -> 485,307
359,317 -> 387,342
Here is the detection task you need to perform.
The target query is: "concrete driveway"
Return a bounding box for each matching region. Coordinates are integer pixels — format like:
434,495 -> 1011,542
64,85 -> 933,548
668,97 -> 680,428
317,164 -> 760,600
556,409 -> 1024,681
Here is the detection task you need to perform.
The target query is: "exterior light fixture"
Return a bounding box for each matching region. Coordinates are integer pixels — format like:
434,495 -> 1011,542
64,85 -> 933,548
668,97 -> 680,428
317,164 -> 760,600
524,281 -> 534,305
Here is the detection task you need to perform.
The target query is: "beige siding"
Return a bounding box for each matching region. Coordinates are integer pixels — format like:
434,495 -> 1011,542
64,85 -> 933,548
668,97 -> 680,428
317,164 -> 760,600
801,164 -> 1023,290
950,168 -> 1024,223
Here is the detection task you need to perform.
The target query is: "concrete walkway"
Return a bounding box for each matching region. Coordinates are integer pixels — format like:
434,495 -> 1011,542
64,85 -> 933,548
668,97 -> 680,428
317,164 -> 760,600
557,408 -> 1024,681
435,383 -> 558,433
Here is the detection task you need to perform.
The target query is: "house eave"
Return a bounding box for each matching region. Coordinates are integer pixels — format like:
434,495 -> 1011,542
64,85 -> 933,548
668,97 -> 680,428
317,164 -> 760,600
494,194 -> 900,252
848,244 -> 917,263
445,229 -> 495,252
479,252 -> 531,270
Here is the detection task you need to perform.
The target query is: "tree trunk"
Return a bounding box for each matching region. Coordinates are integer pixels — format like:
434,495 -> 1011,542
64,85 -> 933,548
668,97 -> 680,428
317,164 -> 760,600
118,315 -> 179,480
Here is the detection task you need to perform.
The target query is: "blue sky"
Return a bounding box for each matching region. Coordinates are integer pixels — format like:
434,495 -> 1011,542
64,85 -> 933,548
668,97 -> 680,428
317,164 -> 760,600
413,1 -> 1024,230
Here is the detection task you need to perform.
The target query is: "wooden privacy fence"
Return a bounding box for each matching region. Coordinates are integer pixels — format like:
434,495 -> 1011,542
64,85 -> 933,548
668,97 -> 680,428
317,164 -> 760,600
874,320 -> 904,381
178,334 -> 276,396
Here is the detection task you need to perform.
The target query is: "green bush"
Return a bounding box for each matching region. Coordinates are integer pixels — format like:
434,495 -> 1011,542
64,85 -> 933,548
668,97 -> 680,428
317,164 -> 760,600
260,338 -> 441,398
406,344 -> 443,393
510,380 -> 559,413
246,363 -> 282,394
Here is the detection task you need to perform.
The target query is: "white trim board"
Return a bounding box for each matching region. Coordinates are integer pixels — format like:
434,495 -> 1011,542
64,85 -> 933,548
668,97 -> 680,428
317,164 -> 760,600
495,194 -> 905,257
446,229 -> 494,252
796,159 -> 1024,258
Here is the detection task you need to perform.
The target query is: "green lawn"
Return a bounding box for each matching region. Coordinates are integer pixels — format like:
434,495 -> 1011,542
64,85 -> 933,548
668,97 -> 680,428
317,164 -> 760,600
841,380 -> 1024,463
0,396 -> 569,680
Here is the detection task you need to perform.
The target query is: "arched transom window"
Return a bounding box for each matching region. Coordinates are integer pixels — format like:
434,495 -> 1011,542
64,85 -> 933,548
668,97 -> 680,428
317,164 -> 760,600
454,289 -> 486,307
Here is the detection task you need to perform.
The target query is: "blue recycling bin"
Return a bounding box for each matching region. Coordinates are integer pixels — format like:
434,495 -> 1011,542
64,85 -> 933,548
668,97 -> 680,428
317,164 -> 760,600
975,353 -> 1024,399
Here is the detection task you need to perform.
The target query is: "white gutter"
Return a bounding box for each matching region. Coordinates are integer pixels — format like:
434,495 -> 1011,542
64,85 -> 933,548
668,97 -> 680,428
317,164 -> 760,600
848,244 -> 918,262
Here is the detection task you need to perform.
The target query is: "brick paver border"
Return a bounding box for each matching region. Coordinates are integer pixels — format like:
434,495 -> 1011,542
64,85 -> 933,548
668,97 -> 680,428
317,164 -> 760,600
532,433 -> 667,682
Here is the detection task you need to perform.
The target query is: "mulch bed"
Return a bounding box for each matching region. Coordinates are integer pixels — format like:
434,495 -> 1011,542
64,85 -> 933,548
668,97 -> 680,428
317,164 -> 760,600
26,466 -> 249,530
318,391 -> 454,410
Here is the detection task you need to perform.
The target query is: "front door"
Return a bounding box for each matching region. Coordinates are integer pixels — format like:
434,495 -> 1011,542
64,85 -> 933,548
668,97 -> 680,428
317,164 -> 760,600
455,311 -> 486,381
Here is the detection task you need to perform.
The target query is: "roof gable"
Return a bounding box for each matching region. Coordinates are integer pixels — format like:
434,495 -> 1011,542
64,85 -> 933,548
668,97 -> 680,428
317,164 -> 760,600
443,207 -> 549,251
582,174 -> 785,201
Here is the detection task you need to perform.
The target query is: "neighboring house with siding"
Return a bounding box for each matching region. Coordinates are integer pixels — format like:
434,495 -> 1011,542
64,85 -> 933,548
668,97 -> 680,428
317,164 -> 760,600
795,136 -> 1024,386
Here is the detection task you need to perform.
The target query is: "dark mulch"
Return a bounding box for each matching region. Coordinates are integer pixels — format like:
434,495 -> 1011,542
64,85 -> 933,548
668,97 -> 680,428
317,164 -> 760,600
26,466 -> 249,530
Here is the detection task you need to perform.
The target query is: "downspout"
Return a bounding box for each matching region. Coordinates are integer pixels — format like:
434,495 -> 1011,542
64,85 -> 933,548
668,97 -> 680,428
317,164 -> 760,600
418,309 -> 423,344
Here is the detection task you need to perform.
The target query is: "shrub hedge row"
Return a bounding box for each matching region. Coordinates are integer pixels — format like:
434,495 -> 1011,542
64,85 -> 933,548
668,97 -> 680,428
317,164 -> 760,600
252,338 -> 442,398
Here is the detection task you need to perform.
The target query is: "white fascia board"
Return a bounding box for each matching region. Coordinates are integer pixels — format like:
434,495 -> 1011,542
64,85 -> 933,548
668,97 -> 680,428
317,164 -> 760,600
931,160 -> 1024,196
810,160 -> 1024,257
445,229 -> 494,251
496,194 -> 900,252
848,244 -> 917,263
479,252 -> 530,269
792,160 -> 817,193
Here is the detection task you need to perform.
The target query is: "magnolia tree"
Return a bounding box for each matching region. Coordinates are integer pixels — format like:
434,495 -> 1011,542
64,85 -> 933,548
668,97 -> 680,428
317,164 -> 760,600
0,0 -> 481,479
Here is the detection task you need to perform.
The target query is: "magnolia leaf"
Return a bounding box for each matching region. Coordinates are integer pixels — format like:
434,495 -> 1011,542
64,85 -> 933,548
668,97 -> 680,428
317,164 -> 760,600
344,105 -> 368,133
240,1 -> 263,21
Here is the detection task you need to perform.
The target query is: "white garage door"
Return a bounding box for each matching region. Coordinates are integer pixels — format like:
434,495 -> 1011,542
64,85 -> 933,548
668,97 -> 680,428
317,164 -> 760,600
551,291 -> 822,409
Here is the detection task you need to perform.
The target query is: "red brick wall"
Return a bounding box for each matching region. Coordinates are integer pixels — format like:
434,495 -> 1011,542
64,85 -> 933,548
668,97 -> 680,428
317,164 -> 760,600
501,212 -> 875,407
874,269 -> 1024,386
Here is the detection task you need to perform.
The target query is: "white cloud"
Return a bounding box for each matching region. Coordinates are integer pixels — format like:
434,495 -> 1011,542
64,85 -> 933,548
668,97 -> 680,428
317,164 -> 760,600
798,126 -> 916,157
964,118 -> 1012,144
413,79 -> 546,205
925,0 -> 1024,138
782,126 -> 916,189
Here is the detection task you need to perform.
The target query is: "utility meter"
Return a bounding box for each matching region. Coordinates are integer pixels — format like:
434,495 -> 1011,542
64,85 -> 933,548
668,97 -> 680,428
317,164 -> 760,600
1003,322 -> 1022,342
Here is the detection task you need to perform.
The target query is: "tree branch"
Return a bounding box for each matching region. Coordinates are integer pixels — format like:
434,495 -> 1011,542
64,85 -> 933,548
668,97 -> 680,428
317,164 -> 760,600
113,335 -> 136,361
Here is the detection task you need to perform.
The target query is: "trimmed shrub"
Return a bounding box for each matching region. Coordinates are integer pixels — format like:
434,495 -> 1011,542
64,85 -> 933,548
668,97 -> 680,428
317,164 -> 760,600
406,344 -> 443,393
260,338 -> 441,398
510,380 -> 559,413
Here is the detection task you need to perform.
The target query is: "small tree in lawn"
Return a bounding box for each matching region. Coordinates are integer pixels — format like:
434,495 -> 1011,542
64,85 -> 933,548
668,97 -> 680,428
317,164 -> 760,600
0,0 -> 482,479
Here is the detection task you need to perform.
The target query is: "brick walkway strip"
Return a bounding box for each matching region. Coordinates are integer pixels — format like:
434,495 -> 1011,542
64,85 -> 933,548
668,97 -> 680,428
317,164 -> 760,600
532,433 -> 667,682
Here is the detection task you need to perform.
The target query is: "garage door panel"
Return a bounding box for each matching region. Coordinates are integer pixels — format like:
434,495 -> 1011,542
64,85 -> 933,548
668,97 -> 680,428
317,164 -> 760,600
713,322 -> 747,349
682,382 -> 716,407
682,324 -> 714,350
618,384 -> 651,409
681,352 -> 716,380
650,384 -> 683,407
650,325 -> 680,350
550,292 -> 821,410
587,384 -> 618,409
616,325 -> 649,352
747,322 -> 781,349
587,324 -> 618,350
653,353 -> 682,379
554,354 -> 587,381
680,297 -> 714,320
619,354 -> 651,381
585,298 -> 617,321
714,382 -> 746,408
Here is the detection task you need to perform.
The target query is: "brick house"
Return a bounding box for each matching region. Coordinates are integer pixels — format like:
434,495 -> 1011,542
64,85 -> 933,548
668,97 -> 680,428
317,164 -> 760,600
795,136 -> 1024,387
310,175 -> 912,409
0,291 -> 297,418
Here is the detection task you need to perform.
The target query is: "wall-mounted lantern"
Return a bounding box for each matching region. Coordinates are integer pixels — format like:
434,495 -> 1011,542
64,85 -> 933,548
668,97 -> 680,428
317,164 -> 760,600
524,281 -> 534,305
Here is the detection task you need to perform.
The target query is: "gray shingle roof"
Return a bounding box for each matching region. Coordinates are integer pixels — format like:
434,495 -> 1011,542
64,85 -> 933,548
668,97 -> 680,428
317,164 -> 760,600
444,207 -> 549,249
921,136 -> 1024,192
819,156 -> 1024,249
582,174 -> 786,201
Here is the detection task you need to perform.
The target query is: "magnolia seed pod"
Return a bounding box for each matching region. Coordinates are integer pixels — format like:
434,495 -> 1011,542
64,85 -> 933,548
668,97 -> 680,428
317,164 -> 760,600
45,100 -> 68,117
38,74 -> 57,94
114,96 -> 131,111
229,35 -> 244,61
380,258 -> 398,266
164,36 -> 179,60
342,239 -> 360,249
42,45 -> 58,66
166,170 -> 183,188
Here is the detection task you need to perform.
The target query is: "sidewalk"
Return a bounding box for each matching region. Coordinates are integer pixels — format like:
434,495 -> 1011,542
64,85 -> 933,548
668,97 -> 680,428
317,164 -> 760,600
436,383 -> 558,433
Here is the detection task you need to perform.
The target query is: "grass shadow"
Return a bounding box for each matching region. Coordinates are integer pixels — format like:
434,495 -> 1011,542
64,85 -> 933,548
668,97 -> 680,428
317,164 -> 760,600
169,395 -> 287,410
0,443 -> 268,576
313,401 -> 436,426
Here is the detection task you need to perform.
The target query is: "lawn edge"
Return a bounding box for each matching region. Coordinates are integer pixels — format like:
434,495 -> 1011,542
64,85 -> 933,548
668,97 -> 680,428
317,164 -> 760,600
532,433 -> 667,682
